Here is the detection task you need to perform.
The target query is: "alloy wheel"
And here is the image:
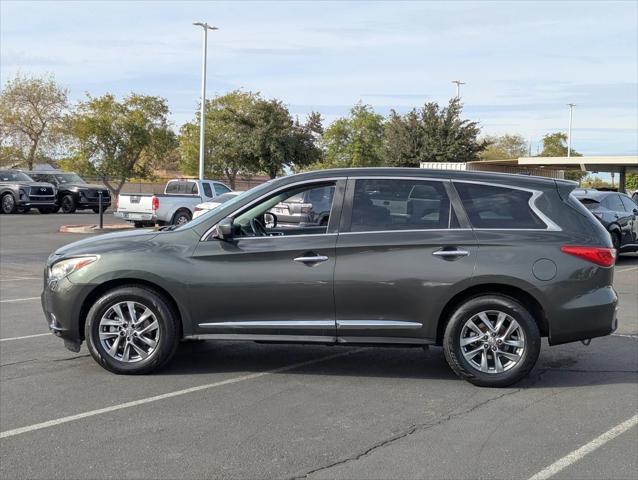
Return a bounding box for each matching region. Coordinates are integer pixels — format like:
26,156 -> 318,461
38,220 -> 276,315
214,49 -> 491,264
2,195 -> 15,213
98,301 -> 160,363
459,310 -> 526,374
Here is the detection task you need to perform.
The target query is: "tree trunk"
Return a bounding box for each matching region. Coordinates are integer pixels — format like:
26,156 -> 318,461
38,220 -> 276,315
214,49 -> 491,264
224,169 -> 237,190
102,177 -> 126,209
27,138 -> 39,170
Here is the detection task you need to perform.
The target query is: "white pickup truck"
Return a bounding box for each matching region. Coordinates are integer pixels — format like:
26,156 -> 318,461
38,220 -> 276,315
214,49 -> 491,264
115,179 -> 232,227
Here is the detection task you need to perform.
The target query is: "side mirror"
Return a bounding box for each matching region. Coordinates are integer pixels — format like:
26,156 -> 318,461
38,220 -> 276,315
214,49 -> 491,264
214,217 -> 234,240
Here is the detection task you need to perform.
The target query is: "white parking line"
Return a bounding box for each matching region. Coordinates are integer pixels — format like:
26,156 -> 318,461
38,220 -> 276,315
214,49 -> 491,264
527,414 -> 638,480
0,349 -> 361,439
616,266 -> 638,273
0,277 -> 41,282
0,296 -> 40,303
0,333 -> 50,342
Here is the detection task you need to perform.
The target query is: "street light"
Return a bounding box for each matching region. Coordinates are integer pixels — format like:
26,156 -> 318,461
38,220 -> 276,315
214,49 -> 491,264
567,103 -> 576,158
193,22 -> 218,180
451,80 -> 465,99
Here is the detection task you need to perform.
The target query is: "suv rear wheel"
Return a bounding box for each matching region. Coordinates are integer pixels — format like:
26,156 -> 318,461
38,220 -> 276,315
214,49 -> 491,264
443,295 -> 540,387
85,286 -> 180,374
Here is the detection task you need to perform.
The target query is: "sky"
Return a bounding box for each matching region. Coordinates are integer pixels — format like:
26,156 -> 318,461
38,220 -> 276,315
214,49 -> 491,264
1,0 -> 637,157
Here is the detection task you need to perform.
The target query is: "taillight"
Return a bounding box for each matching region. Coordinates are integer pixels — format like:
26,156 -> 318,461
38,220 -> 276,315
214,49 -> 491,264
300,206 -> 312,214
151,196 -> 159,211
560,245 -> 616,267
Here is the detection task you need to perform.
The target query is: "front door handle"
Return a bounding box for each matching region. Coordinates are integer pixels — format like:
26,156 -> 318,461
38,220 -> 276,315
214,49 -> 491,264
432,249 -> 470,259
293,255 -> 329,264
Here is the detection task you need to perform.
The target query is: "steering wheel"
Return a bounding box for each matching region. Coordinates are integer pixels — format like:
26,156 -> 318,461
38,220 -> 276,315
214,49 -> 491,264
250,218 -> 268,237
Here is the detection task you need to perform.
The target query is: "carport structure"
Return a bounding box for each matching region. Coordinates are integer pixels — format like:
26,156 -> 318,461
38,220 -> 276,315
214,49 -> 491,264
517,156 -> 638,192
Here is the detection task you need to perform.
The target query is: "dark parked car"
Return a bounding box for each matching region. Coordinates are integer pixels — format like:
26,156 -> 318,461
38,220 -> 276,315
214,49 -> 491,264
42,168 -> 618,387
27,171 -> 111,213
0,169 -> 57,214
572,189 -> 638,252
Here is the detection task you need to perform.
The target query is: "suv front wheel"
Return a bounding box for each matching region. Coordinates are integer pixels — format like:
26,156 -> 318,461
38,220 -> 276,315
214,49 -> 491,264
443,295 -> 540,387
85,286 -> 180,374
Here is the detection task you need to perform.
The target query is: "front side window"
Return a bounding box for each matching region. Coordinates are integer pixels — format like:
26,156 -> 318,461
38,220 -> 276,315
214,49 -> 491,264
233,182 -> 336,237
214,183 -> 231,195
454,183 -> 546,229
350,179 -> 452,232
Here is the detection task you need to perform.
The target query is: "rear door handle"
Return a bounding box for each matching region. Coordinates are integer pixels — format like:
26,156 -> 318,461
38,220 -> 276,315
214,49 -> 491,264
432,249 -> 470,258
293,255 -> 329,264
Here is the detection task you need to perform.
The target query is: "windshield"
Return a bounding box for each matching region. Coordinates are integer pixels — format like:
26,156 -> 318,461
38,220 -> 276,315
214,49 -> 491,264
175,181 -> 275,231
0,171 -> 33,182
55,173 -> 85,184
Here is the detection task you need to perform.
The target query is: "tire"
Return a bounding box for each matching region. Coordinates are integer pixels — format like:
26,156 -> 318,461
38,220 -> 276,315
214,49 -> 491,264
1,193 -> 17,214
85,285 -> 180,374
60,194 -> 77,213
443,295 -> 541,388
611,231 -> 621,251
171,209 -> 192,226
133,221 -> 146,228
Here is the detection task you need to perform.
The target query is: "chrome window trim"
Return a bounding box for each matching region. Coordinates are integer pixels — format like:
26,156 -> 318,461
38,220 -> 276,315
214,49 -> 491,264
231,233 -> 338,241
340,228 -> 471,235
451,179 -> 562,232
200,177 -> 346,241
336,320 -> 423,329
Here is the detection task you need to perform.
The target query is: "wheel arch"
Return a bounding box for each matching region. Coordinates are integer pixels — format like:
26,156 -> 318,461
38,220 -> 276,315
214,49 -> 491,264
78,278 -> 185,341
435,283 -> 549,345
170,207 -> 193,224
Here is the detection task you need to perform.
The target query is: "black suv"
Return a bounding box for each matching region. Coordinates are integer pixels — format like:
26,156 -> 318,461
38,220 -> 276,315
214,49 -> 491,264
573,189 -> 638,252
28,171 -> 111,213
43,168 -> 618,387
0,170 -> 57,214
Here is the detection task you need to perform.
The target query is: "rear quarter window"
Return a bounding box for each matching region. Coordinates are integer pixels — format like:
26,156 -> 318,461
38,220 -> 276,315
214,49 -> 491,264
454,182 -> 546,229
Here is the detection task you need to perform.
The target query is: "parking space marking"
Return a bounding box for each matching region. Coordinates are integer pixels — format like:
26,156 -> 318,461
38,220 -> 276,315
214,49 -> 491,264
0,277 -> 41,282
0,349 -> 362,439
0,333 -> 50,342
0,296 -> 40,303
616,266 -> 638,273
527,414 -> 638,480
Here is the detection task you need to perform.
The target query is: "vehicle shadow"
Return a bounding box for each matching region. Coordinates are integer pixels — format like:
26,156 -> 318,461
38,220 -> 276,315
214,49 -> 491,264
159,337 -> 637,389
616,252 -> 638,265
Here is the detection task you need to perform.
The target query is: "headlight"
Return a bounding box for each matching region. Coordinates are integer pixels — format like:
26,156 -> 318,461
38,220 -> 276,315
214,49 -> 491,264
49,256 -> 98,282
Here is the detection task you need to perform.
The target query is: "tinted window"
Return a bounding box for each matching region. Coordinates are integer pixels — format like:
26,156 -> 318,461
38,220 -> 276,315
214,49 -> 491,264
202,182 -> 213,198
454,183 -> 546,229
0,171 -> 33,182
350,179 -> 451,232
601,194 -> 624,212
214,183 -> 231,195
578,198 -> 600,210
165,182 -> 179,194
620,195 -> 637,212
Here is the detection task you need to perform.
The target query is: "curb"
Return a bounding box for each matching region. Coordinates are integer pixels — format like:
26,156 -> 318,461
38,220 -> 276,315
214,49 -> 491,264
59,224 -> 134,234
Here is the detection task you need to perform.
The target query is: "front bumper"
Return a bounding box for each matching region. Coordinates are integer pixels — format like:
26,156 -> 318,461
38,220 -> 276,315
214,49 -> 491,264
41,275 -> 95,349
78,198 -> 111,208
548,286 -> 618,345
18,199 -> 57,208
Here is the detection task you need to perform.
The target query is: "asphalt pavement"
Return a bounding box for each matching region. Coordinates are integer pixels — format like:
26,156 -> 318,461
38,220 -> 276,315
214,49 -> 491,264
1,211 -> 636,479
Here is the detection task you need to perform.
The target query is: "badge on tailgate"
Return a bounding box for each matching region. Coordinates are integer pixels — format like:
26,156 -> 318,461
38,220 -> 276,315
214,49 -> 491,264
131,196 -> 141,204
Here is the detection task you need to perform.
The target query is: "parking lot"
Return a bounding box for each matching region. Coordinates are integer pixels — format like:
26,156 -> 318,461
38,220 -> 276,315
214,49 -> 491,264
0,212 -> 636,479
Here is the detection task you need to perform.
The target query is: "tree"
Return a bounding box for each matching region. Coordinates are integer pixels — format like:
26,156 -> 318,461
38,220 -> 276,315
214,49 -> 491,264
0,74 -> 68,169
626,173 -> 638,191
384,98 -> 487,167
318,103 -> 385,168
538,132 -> 585,182
180,91 -> 259,188
65,93 -> 175,199
479,134 -> 528,160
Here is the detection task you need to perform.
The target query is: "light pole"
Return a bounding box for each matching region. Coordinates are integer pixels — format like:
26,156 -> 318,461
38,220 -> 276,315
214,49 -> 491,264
567,103 -> 576,157
451,80 -> 465,99
193,22 -> 218,180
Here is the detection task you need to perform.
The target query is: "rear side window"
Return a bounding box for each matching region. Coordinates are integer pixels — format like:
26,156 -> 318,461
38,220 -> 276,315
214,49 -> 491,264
202,182 -> 213,197
620,195 -> 637,212
602,194 -> 625,212
350,179 -> 452,232
454,183 -> 546,229
165,182 -> 179,194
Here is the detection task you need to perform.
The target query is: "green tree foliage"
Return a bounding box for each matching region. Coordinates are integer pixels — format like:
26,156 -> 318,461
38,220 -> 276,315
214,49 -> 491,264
625,173 -> 638,191
65,93 -> 176,198
538,132 -> 585,182
319,103 -> 385,168
0,74 -> 68,169
179,91 -> 321,183
384,98 -> 487,167
480,134 -> 528,160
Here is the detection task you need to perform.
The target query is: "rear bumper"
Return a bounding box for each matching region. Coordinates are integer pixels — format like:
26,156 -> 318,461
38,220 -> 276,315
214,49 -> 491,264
548,286 -> 618,345
114,211 -> 155,222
